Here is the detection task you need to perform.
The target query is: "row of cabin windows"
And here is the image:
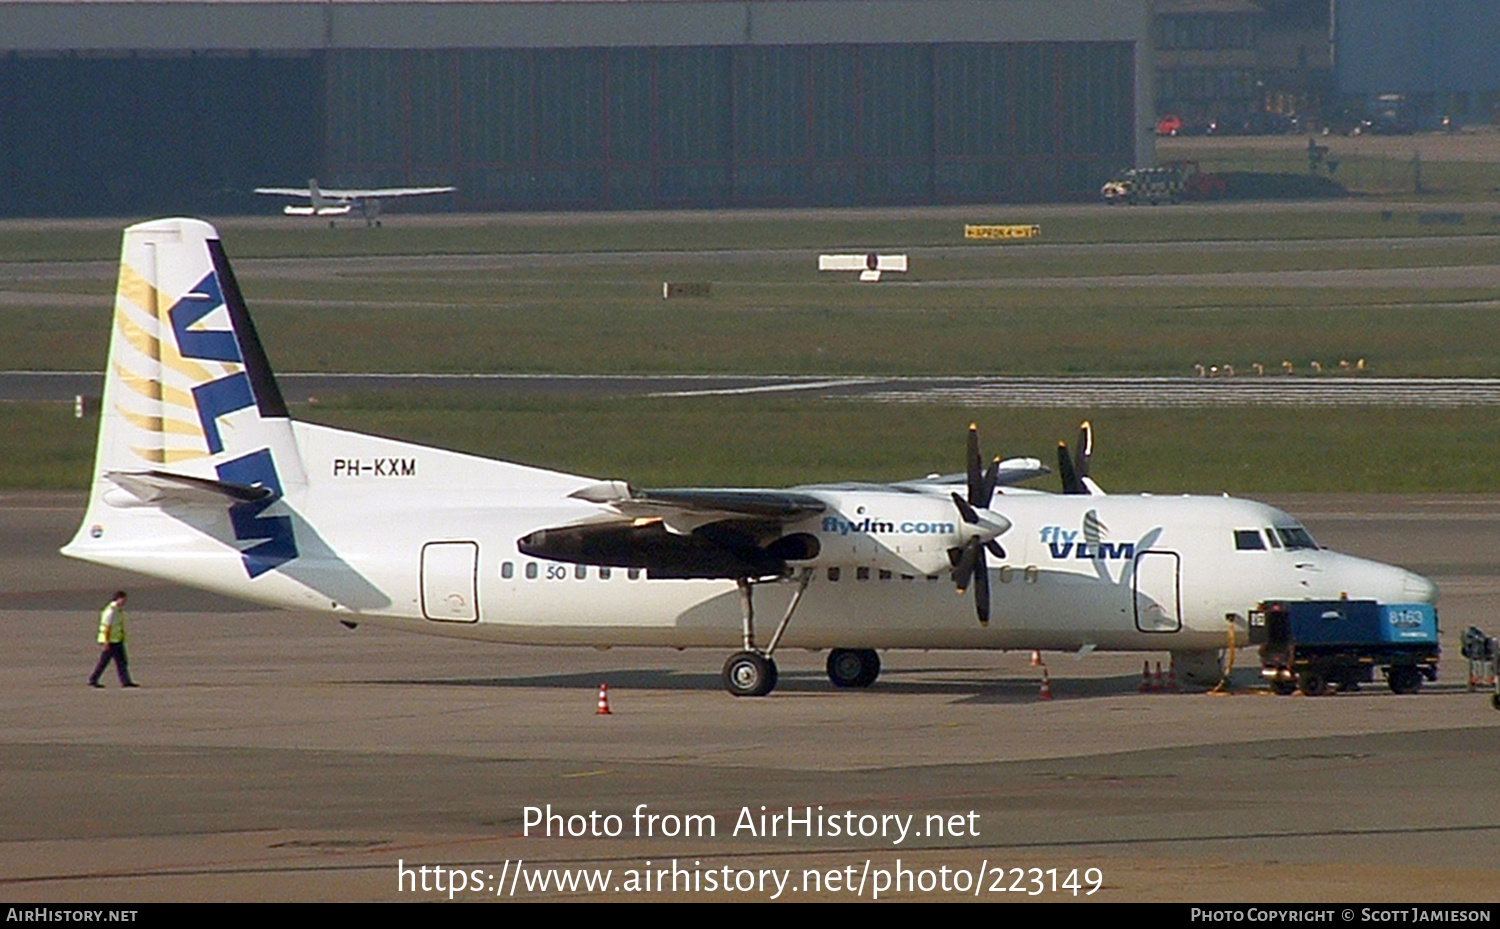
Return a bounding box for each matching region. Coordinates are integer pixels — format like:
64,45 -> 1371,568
499,562 -> 1041,582
498,563 -> 941,582
827,567 -> 939,582
1233,527 -> 1319,552
501,562 -> 642,581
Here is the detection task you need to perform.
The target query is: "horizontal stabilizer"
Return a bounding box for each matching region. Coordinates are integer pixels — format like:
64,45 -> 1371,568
105,469 -> 273,506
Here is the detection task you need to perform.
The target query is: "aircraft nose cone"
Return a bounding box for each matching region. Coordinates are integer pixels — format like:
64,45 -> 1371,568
1401,571 -> 1439,605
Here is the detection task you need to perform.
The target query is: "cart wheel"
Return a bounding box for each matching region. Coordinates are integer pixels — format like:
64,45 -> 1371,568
1387,666 -> 1422,695
1272,680 -> 1296,696
1298,671 -> 1329,696
1491,692 -> 1499,712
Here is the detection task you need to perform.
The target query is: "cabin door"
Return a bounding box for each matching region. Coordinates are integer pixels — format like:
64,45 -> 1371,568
421,540 -> 479,623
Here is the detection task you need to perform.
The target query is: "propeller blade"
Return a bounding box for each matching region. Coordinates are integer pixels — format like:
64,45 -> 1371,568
1074,420 -> 1093,482
952,536 -> 981,592
951,492 -> 980,527
974,548 -> 991,626
1057,440 -> 1085,495
978,456 -> 1000,508
966,423 -> 983,505
986,539 -> 1006,559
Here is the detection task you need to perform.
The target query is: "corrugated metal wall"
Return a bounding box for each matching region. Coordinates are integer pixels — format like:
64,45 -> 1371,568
0,53 -> 320,217
0,39 -> 1133,215
323,42 -> 1135,209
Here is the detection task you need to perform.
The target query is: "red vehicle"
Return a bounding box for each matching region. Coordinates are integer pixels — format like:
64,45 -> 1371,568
1164,160 -> 1228,200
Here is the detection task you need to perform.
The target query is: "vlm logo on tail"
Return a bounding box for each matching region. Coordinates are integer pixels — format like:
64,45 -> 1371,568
105,220 -> 299,578
169,262 -> 297,577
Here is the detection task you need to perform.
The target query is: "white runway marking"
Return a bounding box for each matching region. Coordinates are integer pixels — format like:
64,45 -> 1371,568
646,378 -> 878,398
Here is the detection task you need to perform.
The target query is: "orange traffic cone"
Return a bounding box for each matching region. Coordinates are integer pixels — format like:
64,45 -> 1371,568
1038,668 -> 1053,701
1153,661 -> 1166,693
596,683 -> 612,715
1029,649 -> 1043,667
1139,660 -> 1155,693
1165,664 -> 1181,693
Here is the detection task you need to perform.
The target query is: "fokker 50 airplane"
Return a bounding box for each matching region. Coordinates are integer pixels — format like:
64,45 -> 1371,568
63,219 -> 1438,696
253,178 -> 455,226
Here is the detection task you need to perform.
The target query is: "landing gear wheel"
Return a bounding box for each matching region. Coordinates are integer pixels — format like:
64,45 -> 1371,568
1272,679 -> 1296,696
1387,665 -> 1423,695
1491,693 -> 1500,711
723,651 -> 777,697
1297,671 -> 1329,696
826,648 -> 881,688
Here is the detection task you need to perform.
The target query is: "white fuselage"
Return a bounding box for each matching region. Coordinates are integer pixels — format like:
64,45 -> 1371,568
68,421 -> 1436,655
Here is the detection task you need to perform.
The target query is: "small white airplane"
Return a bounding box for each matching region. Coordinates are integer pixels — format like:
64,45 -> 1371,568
62,219 -> 1439,696
253,178 -> 455,226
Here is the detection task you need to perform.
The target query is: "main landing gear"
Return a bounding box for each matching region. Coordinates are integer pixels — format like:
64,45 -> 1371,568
826,648 -> 881,688
718,571 -> 883,696
721,569 -> 812,697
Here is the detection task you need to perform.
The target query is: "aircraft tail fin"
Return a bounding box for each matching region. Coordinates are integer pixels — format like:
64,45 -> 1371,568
66,218 -> 307,576
84,217 -> 303,483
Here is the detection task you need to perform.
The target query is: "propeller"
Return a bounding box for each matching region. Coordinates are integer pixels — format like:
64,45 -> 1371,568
950,424 -> 1012,626
1057,420 -> 1094,495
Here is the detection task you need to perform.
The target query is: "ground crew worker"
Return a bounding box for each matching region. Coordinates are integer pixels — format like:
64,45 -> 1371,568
88,590 -> 137,688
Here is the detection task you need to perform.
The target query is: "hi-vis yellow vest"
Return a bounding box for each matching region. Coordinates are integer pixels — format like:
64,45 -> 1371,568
97,603 -> 126,645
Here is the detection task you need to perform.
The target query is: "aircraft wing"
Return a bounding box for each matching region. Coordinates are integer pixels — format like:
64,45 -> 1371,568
901,457 -> 1051,489
520,483 -> 827,579
569,482 -> 825,530
316,186 -> 456,198
252,186 -> 455,198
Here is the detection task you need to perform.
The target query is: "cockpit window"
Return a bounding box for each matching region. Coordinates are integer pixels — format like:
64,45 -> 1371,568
1234,530 -> 1266,550
1274,526 -> 1318,550
1264,527 -> 1282,548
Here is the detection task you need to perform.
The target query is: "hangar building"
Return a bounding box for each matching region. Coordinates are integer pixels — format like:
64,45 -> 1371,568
0,0 -> 1152,216
1334,0 -> 1500,127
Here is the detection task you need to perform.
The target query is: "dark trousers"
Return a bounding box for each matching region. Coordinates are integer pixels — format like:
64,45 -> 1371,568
89,643 -> 133,686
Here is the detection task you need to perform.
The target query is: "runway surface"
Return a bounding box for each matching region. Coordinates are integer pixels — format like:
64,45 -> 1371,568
1,491 -> 1497,902
12,371 -> 1500,408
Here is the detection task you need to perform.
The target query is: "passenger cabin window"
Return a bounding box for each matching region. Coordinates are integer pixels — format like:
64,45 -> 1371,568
827,567 -> 841,582
878,569 -> 892,580
856,567 -> 870,581
575,565 -> 587,580
501,561 -> 515,579
1234,530 -> 1266,550
600,567 -> 611,580
628,568 -> 641,580
1274,526 -> 1318,550
525,562 -> 538,579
